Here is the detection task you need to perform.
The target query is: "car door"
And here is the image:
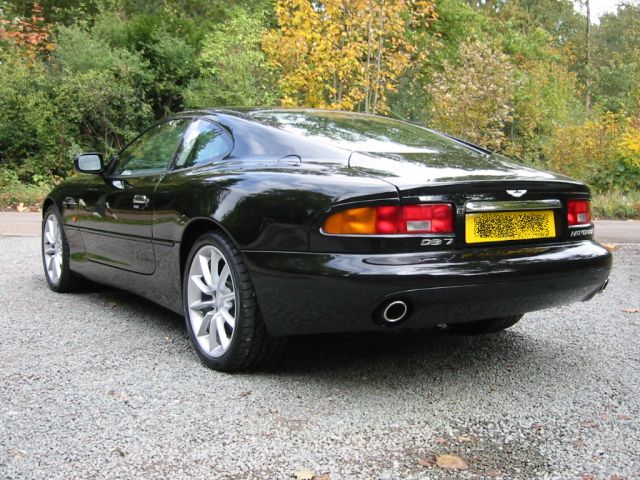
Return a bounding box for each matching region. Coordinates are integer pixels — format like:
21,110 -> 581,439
77,119 -> 190,274
152,118 -> 235,242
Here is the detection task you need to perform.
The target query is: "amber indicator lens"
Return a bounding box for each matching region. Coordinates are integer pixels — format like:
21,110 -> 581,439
567,199 -> 591,226
324,204 -> 454,235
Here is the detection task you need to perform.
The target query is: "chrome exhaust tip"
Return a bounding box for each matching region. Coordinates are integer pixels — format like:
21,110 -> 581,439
381,300 -> 409,323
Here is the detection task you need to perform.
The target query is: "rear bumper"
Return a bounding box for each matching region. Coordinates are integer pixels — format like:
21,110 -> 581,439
243,241 -> 612,336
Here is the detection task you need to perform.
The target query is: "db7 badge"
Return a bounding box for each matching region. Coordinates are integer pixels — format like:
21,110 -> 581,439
421,238 -> 454,246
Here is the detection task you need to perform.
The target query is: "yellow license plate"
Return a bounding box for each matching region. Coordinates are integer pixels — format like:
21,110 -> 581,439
465,210 -> 556,244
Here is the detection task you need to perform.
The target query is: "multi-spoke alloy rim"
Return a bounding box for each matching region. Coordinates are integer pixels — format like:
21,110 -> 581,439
187,245 -> 237,357
43,214 -> 63,284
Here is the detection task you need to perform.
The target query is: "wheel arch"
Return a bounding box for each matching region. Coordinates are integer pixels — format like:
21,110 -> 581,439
42,197 -> 56,216
179,217 -> 237,281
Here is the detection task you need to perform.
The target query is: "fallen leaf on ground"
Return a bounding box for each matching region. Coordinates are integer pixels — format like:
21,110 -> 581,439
418,458 -> 434,468
436,454 -> 469,470
581,419 -> 596,428
602,243 -> 618,252
108,390 -> 129,401
417,450 -> 437,468
573,439 -> 585,448
16,202 -> 27,212
435,437 -> 448,445
623,308 -> 639,313
114,447 -> 126,457
486,470 -> 502,478
9,448 -> 25,460
581,475 -> 596,480
457,435 -> 473,443
531,423 -> 544,431
239,391 -> 252,397
295,469 -> 315,480
617,414 -> 631,421
312,475 -> 330,480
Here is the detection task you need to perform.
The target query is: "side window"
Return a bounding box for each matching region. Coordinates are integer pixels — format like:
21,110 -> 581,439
114,119 -> 190,176
174,119 -> 232,169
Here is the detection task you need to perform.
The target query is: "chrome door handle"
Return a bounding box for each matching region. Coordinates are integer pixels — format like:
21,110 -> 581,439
132,194 -> 149,209
62,197 -> 77,207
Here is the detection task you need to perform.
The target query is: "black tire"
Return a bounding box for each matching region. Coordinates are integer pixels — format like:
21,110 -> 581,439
448,314 -> 524,335
182,231 -> 281,372
41,205 -> 78,293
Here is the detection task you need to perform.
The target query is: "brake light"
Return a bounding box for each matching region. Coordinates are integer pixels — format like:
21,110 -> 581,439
323,204 -> 454,235
567,199 -> 591,225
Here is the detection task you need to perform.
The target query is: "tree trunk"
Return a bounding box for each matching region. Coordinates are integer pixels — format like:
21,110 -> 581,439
585,0 -> 592,111
364,9 -> 373,114
372,4 -> 385,114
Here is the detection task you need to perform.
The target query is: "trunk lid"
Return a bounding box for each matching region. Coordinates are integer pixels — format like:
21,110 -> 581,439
348,150 -> 588,196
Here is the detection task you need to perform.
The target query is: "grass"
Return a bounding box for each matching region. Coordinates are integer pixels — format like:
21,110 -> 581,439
0,181 -> 50,211
0,180 -> 638,219
592,190 -> 640,220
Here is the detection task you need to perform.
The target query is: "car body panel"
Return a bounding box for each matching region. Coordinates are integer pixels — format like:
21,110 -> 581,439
244,240 -> 611,335
73,174 -> 160,274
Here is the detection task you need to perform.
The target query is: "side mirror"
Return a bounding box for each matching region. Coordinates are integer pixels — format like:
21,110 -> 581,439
74,153 -> 104,174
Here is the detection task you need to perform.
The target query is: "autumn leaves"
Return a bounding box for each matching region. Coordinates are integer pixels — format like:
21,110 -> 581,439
262,0 -> 436,114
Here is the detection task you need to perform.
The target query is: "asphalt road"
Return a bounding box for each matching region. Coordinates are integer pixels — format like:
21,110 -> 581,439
1,238 -> 639,479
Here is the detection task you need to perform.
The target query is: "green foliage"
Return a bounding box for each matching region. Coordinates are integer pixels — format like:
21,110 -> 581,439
591,4 -> 640,115
592,190 -> 640,220
0,167 -> 51,208
427,39 -> 517,151
185,8 -> 277,108
544,113 -> 640,194
0,54 -> 62,180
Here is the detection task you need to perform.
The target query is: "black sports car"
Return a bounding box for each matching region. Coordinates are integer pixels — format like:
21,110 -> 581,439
42,109 -> 612,371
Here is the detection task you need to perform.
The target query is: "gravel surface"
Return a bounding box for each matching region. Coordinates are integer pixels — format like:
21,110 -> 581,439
1,237 -> 639,480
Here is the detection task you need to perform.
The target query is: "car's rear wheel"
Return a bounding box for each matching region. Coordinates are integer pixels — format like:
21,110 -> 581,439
448,314 -> 524,335
183,232 -> 280,371
42,205 -> 77,292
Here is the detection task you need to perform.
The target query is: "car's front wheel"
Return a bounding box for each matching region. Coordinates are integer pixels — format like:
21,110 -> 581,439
183,232 -> 280,371
448,314 -> 524,335
42,205 -> 77,292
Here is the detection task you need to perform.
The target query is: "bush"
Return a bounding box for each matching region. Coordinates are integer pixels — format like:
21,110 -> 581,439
544,112 -> 640,193
0,54 -> 64,181
592,190 -> 640,220
185,8 -> 277,108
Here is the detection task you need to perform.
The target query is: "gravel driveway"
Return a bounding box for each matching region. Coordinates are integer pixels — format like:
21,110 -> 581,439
1,237 -> 638,480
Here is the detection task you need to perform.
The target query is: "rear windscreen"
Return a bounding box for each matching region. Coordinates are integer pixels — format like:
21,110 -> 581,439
251,110 -> 481,155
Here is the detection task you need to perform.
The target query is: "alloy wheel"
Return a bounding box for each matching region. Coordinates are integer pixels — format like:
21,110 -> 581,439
43,213 -> 63,284
187,245 -> 237,357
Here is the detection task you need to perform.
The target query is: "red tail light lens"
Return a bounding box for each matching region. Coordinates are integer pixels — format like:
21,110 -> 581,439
324,204 -> 454,235
567,199 -> 591,226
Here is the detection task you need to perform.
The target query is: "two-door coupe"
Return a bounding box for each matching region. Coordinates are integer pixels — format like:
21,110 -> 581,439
42,109 -> 612,371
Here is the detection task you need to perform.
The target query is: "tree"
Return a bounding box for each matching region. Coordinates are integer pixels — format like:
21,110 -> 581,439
0,2 -> 54,58
591,2 -> 640,114
427,39 -> 517,151
263,0 -> 436,113
185,8 -> 277,108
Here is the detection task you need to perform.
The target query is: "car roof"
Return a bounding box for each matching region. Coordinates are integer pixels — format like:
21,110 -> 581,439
171,108 -> 493,160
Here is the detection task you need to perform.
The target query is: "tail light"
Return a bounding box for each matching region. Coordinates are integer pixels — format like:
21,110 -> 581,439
323,204 -> 454,235
567,199 -> 591,226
